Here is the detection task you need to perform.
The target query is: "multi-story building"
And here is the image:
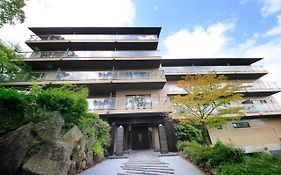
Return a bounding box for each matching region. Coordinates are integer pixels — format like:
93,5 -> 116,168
1,27 -> 281,154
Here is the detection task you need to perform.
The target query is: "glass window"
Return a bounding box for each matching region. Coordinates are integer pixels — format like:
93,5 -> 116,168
232,122 -> 250,128
126,95 -> 152,109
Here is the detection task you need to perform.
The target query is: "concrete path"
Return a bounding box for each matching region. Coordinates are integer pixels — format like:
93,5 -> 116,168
79,150 -> 204,175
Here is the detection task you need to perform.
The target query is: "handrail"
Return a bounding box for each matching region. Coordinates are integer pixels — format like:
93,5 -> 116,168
0,70 -> 166,82
17,50 -> 161,59
87,96 -> 171,111
28,34 -> 158,41
163,66 -> 267,73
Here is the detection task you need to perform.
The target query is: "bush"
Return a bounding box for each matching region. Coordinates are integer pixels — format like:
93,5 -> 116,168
91,140 -> 104,157
35,85 -> 88,129
217,153 -> 281,175
0,88 -> 38,134
174,123 -> 202,143
177,141 -> 244,168
78,113 -> 110,147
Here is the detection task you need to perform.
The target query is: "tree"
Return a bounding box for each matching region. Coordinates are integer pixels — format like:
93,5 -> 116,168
171,74 -> 245,146
0,0 -> 26,27
0,0 -> 28,79
0,42 -> 29,80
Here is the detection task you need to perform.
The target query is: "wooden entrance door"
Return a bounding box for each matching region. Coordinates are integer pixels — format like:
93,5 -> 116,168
132,126 -> 149,150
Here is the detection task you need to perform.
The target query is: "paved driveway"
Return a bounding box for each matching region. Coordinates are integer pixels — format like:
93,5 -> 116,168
79,150 -> 204,175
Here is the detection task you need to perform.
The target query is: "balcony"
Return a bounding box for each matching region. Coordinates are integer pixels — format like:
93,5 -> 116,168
165,82 -> 281,96
26,34 -> 159,51
243,103 -> 281,117
238,82 -> 281,96
87,96 -> 171,117
163,66 -> 268,80
17,51 -> 161,69
0,70 -> 166,95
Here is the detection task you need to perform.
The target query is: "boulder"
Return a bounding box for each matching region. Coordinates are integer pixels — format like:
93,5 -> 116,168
63,125 -> 83,151
85,151 -> 94,167
0,123 -> 35,175
34,112 -> 64,141
22,139 -> 71,175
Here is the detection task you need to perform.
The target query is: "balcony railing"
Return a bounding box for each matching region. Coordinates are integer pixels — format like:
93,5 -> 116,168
17,50 -> 161,59
0,70 -> 165,83
239,82 -> 280,91
243,103 -> 281,114
173,102 -> 281,116
28,34 -> 158,41
163,66 -> 267,74
87,96 -> 170,112
166,82 -> 281,95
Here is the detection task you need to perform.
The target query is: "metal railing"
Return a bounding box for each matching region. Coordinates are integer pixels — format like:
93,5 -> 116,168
0,70 -> 165,82
28,34 -> 158,41
87,96 -> 171,112
163,66 -> 267,74
239,82 -> 280,91
17,50 -> 161,59
243,103 -> 281,114
173,103 -> 281,115
165,82 -> 281,94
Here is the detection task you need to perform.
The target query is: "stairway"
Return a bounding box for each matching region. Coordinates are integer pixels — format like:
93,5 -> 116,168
117,150 -> 175,175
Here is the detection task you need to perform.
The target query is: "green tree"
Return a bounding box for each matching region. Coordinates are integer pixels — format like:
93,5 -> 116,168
0,0 -> 26,27
0,42 -> 28,80
171,74 -> 244,146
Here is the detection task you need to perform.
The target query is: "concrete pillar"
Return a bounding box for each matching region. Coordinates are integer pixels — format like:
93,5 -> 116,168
164,118 -> 177,152
115,125 -> 124,156
152,128 -> 160,150
159,124 -> 168,154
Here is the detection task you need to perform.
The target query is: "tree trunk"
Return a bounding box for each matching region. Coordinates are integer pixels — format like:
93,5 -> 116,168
201,124 -> 212,146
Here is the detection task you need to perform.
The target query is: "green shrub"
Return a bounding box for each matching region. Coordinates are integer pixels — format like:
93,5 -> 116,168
91,140 -> 104,157
78,113 -> 110,148
217,153 -> 281,175
35,85 -> 88,129
0,88 -> 37,134
178,141 -> 244,168
205,141 -> 244,168
174,123 -> 202,143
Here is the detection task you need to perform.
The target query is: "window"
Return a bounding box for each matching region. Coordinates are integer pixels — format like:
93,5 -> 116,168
126,95 -> 152,109
260,100 -> 267,104
232,122 -> 250,128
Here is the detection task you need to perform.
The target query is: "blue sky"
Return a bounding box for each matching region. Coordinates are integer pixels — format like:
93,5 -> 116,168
1,0 -> 281,99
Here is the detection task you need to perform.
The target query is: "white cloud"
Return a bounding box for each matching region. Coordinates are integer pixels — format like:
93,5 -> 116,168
264,15 -> 281,36
0,0 -> 136,50
259,0 -> 281,17
163,22 -> 234,58
163,21 -> 281,100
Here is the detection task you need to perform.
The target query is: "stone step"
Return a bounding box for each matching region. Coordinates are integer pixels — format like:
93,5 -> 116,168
122,165 -> 169,168
122,166 -> 174,171
122,167 -> 174,174
125,170 -> 175,175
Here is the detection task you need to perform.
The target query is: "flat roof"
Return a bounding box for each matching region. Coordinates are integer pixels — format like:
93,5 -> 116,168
161,58 -> 262,66
28,27 -> 162,37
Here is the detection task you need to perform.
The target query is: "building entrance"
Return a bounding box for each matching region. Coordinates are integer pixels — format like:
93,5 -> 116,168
132,126 -> 149,150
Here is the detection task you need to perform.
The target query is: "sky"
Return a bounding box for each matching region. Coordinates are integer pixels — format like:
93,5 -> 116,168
1,0 -> 281,99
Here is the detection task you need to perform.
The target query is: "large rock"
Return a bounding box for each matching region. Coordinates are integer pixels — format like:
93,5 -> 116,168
0,123 -> 35,175
63,125 -> 83,151
22,139 -> 71,175
34,112 -> 64,140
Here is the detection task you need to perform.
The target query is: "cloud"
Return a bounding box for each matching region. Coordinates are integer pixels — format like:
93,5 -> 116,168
163,21 -> 281,100
163,22 -> 234,58
0,0 -> 136,50
259,0 -> 281,17
264,15 -> 281,36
